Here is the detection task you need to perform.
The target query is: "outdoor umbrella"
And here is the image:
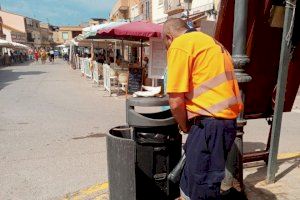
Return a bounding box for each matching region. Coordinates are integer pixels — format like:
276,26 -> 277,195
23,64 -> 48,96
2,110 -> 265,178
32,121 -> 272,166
97,21 -> 163,68
11,42 -> 30,50
0,39 -> 13,48
82,21 -> 129,40
96,21 -> 163,41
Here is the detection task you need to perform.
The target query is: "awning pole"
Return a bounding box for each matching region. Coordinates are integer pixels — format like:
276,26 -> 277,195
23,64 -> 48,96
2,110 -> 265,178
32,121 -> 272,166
140,39 -> 143,68
114,41 -> 117,65
266,0 -> 297,184
121,39 -> 124,61
105,40 -> 108,63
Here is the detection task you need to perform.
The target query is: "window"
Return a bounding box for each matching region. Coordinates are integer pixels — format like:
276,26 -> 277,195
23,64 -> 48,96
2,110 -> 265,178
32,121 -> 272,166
140,4 -> 144,14
26,18 -> 33,27
62,32 -> 69,40
145,1 -> 150,20
130,5 -> 139,19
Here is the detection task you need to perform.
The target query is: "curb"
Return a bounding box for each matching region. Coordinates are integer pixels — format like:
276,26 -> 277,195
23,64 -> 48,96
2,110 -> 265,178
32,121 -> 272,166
61,152 -> 300,199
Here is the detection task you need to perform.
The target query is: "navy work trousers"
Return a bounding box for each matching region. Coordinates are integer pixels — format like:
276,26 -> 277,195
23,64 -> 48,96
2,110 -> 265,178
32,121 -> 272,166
180,118 -> 237,200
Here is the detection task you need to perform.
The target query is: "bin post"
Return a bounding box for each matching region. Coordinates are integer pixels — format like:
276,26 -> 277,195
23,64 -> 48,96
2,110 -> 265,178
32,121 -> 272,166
107,126 -> 136,200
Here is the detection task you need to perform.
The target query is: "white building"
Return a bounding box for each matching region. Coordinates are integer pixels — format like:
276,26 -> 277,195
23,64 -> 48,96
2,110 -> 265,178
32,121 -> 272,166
152,0 -> 168,24
152,0 -> 220,26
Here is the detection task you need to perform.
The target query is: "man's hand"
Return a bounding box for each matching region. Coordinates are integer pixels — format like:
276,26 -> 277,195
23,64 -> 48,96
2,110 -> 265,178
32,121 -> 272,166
169,93 -> 190,133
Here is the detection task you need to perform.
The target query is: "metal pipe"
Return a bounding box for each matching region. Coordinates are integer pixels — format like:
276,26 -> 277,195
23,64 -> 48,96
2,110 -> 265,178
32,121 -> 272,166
266,0 -> 297,184
222,0 -> 251,192
114,41 -> 117,66
140,39 -> 143,68
232,0 -> 248,57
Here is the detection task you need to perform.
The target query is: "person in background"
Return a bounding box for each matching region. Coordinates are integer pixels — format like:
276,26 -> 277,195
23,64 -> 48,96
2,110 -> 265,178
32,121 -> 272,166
63,52 -> 69,61
10,51 -> 15,64
34,49 -> 39,63
98,54 -> 105,64
163,18 -> 243,200
4,52 -> 11,66
49,49 -> 55,63
40,49 -> 47,64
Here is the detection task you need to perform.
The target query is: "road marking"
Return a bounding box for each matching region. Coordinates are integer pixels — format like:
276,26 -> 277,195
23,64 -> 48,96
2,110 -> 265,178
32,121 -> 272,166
63,182 -> 108,200
80,182 -> 108,195
278,152 -> 300,160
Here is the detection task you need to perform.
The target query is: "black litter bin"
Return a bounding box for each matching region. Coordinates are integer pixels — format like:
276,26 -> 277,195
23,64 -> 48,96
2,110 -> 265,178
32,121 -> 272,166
107,97 -> 182,200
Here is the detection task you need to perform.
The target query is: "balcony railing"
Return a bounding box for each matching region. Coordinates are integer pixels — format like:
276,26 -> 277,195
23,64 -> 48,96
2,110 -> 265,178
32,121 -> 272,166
190,3 -> 214,15
164,0 -> 185,15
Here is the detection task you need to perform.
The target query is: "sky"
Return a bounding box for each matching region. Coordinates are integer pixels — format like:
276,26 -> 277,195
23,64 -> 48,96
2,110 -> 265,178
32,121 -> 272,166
0,0 -> 117,26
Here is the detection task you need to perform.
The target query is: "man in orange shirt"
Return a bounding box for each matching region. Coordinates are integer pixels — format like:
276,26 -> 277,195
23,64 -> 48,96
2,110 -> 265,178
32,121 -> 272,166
163,18 -> 243,200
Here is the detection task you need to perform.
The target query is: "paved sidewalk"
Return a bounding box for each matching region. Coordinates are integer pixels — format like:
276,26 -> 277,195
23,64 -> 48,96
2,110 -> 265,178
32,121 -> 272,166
244,156 -> 300,200
62,153 -> 300,200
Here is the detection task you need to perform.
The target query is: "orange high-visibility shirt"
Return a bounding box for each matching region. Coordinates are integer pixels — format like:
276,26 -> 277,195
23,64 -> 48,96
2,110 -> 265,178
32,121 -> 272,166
167,31 -> 243,119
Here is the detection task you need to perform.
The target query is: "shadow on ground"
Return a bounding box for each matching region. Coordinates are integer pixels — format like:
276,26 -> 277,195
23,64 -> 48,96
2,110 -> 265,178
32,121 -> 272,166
242,159 -> 300,200
0,65 -> 45,91
244,142 -> 267,153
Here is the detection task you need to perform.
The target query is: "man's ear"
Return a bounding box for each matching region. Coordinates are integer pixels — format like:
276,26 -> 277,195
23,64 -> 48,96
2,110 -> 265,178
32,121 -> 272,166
166,34 -> 173,41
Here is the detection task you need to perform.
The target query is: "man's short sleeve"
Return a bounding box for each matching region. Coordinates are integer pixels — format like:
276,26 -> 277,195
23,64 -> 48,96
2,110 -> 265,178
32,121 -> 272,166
167,48 -> 191,93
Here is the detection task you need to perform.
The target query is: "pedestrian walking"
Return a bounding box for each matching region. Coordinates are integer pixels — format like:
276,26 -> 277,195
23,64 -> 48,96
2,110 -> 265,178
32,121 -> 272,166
34,50 -> 39,63
162,18 -> 243,200
40,49 -> 47,64
49,49 -> 55,63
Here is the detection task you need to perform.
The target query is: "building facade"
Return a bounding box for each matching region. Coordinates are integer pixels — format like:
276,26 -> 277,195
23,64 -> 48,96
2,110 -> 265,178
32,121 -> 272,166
2,23 -> 27,44
0,17 -> 5,39
110,0 -> 152,22
152,0 -> 168,24
0,10 -> 26,33
0,10 -> 50,48
110,0 -> 129,21
25,17 -> 41,48
39,23 -> 57,48
131,0 -> 152,21
54,26 -> 84,45
151,0 -> 220,35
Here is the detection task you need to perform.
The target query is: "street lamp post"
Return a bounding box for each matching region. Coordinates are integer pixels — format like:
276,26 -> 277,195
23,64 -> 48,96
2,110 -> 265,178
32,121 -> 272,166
222,0 -> 252,192
184,0 -> 193,26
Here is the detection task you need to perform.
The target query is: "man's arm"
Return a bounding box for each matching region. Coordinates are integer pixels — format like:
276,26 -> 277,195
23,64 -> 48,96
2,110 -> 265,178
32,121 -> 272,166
169,93 -> 190,133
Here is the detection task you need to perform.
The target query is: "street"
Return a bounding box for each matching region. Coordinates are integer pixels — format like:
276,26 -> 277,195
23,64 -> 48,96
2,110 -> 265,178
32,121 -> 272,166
0,60 -> 299,200
0,60 -> 124,199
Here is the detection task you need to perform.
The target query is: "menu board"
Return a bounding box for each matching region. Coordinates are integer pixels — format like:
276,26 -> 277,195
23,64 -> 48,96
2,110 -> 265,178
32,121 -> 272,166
127,68 -> 143,94
148,38 -> 167,79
